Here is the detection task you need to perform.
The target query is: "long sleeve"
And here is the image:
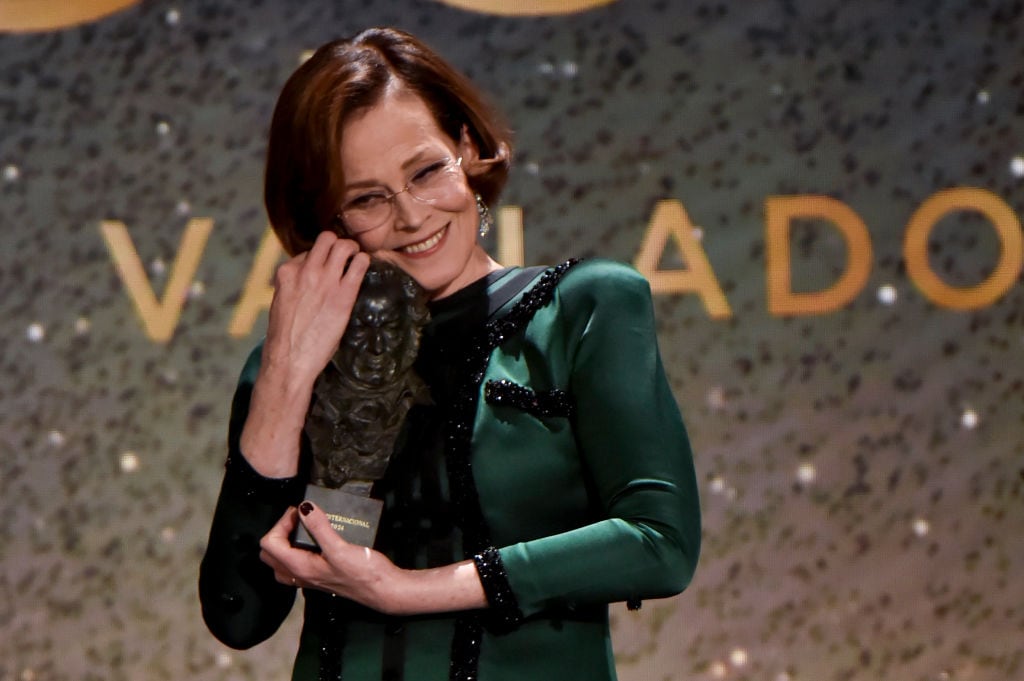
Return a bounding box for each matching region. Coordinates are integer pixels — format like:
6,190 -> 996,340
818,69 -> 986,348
496,261 -> 701,618
198,345 -> 305,649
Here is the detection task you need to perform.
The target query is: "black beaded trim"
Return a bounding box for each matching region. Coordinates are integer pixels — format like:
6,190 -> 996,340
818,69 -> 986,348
473,547 -> 523,633
626,597 -> 642,611
315,593 -> 345,681
224,451 -> 306,500
450,616 -> 483,681
484,379 -> 576,419
445,259 -> 580,681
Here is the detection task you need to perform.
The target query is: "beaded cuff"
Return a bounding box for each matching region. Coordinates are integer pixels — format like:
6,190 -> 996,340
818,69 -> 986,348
224,451 -> 306,501
473,547 -> 524,632
484,379 -> 576,419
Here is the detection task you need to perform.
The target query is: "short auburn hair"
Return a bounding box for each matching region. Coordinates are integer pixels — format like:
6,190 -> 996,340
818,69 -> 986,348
264,27 -> 513,256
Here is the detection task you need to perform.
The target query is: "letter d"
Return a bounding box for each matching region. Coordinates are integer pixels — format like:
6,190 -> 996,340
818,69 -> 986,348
765,195 -> 872,316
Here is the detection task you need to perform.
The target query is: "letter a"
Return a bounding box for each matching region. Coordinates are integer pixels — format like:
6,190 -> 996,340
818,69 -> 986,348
100,219 -> 213,342
633,199 -> 732,318
765,195 -> 872,316
496,205 -> 525,267
228,227 -> 286,337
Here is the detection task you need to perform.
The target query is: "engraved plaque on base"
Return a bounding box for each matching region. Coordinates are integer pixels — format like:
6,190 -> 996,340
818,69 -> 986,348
291,484 -> 384,550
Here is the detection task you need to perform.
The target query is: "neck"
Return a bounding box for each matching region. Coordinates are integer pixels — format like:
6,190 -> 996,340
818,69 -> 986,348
430,246 -> 503,300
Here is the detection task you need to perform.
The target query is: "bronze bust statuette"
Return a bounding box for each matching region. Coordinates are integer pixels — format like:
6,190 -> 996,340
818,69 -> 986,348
293,260 -> 430,549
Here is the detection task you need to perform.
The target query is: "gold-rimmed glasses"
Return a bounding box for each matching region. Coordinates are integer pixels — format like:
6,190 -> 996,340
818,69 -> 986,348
336,156 -> 465,234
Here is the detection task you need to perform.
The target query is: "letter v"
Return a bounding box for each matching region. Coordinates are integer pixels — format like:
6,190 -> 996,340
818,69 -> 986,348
100,218 -> 213,342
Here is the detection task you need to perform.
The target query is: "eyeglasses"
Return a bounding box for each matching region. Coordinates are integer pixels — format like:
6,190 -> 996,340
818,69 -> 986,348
336,156 -> 465,234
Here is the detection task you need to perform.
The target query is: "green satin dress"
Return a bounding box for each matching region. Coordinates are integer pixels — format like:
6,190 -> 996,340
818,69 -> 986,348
199,259 -> 701,681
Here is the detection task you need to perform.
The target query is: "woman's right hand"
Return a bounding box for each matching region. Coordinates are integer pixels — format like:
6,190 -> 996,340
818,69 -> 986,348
262,232 -> 371,388
239,231 -> 371,478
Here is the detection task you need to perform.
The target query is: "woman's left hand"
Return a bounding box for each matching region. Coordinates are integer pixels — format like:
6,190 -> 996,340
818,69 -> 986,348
259,501 -> 406,614
260,501 -> 489,615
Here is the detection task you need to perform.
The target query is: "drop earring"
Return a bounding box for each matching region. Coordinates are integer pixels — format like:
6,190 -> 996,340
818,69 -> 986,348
476,193 -> 494,237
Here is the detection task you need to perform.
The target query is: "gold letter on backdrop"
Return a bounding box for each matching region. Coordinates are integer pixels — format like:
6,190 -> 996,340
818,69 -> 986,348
228,227 -> 286,338
497,205 -> 525,267
633,199 -> 732,318
0,0 -> 139,32
434,0 -> 616,15
903,187 -> 1022,310
100,219 -> 213,343
765,195 -> 872,316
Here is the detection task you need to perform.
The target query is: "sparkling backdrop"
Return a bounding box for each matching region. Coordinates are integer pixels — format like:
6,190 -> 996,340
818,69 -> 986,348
1,1 -> 1023,680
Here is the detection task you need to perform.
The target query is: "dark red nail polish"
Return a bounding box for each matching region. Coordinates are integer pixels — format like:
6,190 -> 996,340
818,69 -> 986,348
299,501 -> 314,516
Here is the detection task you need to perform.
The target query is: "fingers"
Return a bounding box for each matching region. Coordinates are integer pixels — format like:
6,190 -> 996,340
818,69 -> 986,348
259,507 -> 297,569
287,233 -> 367,306
278,231 -> 360,281
262,231 -> 369,376
308,230 -> 363,269
263,505 -> 299,545
324,237 -> 367,282
335,252 -> 370,314
258,503 -> 349,592
307,229 -> 343,265
259,507 -> 312,586
296,500 -> 351,557
258,503 -> 351,572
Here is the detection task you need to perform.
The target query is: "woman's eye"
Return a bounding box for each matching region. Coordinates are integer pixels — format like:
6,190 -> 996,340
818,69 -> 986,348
347,193 -> 387,210
412,161 -> 447,184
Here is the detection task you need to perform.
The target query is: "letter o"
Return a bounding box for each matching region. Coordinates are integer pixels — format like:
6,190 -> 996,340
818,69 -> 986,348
904,188 -> 1022,310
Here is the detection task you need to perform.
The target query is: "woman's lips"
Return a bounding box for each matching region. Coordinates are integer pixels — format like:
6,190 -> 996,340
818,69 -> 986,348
398,224 -> 448,256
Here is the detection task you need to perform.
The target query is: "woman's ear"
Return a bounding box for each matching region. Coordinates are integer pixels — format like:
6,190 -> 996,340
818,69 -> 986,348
457,124 -> 483,172
458,124 -> 509,176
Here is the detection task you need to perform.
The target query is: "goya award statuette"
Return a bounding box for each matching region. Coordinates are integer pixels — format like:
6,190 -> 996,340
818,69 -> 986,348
292,261 -> 429,550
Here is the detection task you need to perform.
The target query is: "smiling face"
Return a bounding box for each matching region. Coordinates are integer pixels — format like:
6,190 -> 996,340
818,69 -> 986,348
337,86 -> 499,299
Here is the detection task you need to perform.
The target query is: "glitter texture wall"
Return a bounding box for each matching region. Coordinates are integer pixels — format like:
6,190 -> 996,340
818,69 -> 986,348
1,1 -> 1023,680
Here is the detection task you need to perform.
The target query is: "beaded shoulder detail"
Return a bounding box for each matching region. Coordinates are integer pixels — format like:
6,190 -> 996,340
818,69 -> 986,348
484,379 -> 576,419
482,259 -> 580,350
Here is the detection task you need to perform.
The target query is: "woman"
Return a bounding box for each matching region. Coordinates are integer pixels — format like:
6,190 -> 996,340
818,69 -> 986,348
199,27 -> 700,681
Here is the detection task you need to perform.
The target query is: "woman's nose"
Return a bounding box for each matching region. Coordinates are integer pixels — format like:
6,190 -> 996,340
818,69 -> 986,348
391,190 -> 431,230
